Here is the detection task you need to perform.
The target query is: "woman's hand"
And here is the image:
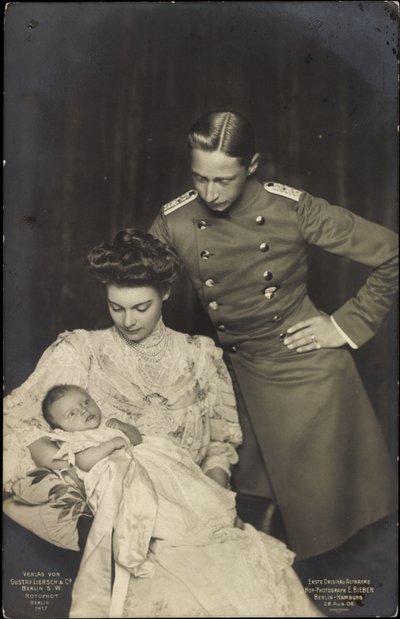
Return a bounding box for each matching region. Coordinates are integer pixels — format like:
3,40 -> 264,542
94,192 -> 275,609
234,515 -> 245,529
205,467 -> 230,489
283,312 -> 346,353
28,437 -> 69,470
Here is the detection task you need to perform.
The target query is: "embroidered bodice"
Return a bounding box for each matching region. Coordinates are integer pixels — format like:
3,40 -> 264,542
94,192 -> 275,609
3,323 -> 242,491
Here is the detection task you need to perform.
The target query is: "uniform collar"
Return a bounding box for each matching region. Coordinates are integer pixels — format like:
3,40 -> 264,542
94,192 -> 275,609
229,176 -> 262,216
198,177 -> 262,220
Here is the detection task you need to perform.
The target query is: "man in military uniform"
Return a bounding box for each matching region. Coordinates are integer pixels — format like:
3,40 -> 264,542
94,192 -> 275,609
149,110 -> 398,563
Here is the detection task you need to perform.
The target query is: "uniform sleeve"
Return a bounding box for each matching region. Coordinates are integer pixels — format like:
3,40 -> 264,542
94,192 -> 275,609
296,192 -> 399,347
198,338 -> 243,478
3,330 -> 92,490
148,210 -> 175,245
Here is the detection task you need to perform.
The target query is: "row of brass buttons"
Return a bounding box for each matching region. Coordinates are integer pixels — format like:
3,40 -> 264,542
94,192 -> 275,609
218,313 -> 282,343
258,230 -> 276,299
198,215 -> 267,229
202,245 -> 270,258
198,214 -> 281,333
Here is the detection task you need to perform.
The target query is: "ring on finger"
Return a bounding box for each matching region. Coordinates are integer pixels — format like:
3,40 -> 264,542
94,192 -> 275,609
310,334 -> 317,344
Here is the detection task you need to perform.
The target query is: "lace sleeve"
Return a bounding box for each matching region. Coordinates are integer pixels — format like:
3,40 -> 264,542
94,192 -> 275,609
3,330 -> 92,489
198,338 -> 243,477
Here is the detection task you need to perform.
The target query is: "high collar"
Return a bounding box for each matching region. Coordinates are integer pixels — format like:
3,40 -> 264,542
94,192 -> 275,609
197,177 -> 263,220
114,317 -> 167,351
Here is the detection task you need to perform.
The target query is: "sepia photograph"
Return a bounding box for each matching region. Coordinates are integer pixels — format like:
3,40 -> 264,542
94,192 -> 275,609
3,2 -> 398,617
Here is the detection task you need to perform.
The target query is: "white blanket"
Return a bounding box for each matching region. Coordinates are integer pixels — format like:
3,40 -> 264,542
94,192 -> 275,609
69,437 -> 322,618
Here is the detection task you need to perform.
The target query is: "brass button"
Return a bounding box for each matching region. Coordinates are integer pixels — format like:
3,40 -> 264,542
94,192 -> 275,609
264,286 -> 278,299
205,278 -> 215,287
263,270 -> 273,281
256,215 -> 265,225
200,250 -> 211,259
217,324 -> 226,332
209,301 -> 219,310
259,242 -> 270,252
273,315 -> 282,322
230,345 -> 237,353
198,220 -> 208,230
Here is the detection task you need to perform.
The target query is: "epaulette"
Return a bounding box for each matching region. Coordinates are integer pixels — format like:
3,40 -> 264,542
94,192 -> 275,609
264,182 -> 302,202
163,189 -> 198,215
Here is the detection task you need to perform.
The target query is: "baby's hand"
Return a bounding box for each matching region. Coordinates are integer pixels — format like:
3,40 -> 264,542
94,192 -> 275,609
106,418 -> 124,430
112,436 -> 127,450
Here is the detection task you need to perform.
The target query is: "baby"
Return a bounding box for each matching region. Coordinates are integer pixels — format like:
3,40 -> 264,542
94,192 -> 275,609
39,384 -> 244,527
35,392 -> 321,618
41,384 -> 143,472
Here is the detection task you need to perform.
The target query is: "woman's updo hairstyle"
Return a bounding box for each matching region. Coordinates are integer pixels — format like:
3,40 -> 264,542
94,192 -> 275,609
87,229 -> 181,294
188,110 -> 256,168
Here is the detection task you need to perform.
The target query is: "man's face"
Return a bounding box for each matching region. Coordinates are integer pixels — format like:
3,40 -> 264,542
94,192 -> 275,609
49,387 -> 102,431
190,149 -> 253,213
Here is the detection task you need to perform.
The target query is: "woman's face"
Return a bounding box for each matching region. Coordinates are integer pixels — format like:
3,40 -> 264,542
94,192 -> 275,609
107,284 -> 169,343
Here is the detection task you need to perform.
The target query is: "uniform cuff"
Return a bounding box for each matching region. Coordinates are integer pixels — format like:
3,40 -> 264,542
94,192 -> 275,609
330,316 -> 359,349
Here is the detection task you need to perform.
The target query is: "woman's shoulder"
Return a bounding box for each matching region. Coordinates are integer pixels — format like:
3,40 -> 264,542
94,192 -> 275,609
33,328 -> 116,369
52,327 -> 114,348
52,329 -> 89,346
166,328 -> 222,358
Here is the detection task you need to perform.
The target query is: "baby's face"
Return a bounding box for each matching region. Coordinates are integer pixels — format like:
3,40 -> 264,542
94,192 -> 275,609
49,387 -> 102,431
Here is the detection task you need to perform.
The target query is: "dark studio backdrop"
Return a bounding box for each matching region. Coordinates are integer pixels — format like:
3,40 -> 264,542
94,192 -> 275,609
4,2 -> 398,457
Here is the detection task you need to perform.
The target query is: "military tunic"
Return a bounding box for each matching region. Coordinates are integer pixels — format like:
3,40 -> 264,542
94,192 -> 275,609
149,177 -> 398,559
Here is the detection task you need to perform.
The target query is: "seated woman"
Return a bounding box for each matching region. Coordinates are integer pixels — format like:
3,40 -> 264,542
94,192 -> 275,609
3,230 -> 322,618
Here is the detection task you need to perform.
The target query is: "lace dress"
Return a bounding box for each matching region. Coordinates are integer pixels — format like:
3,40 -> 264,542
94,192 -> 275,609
68,435 -> 322,618
3,320 -> 242,491
4,321 -> 322,617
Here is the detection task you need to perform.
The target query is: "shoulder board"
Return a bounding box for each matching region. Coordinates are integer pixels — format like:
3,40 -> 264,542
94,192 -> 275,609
264,182 -> 301,202
163,190 -> 198,215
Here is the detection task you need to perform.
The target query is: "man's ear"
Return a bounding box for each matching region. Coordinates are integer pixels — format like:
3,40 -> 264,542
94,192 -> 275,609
247,153 -> 260,176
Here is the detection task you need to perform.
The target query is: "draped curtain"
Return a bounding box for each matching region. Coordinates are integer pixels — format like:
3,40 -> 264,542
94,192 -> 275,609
4,2 -> 398,448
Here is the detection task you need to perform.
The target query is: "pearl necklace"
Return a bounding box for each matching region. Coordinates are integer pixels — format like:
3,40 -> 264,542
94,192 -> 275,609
115,321 -> 168,362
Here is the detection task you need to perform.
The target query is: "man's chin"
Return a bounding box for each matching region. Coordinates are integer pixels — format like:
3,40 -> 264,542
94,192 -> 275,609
207,202 -> 231,213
